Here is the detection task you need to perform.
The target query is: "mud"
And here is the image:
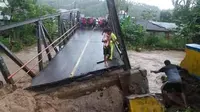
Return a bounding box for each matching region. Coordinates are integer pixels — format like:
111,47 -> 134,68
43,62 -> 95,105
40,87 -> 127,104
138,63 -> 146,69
0,86 -> 123,112
36,86 -> 123,112
128,50 -> 185,93
0,89 -> 36,112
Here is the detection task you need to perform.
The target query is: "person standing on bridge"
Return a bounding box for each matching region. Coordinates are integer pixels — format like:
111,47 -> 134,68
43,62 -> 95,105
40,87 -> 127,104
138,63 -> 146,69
102,29 -> 111,67
106,29 -> 119,60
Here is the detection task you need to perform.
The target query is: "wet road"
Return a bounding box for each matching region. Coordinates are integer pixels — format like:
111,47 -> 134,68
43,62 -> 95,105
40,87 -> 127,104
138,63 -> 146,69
31,29 -> 123,87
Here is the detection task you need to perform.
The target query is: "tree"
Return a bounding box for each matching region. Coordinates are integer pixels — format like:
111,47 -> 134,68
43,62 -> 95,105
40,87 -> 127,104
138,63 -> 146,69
141,10 -> 157,20
172,0 -> 200,43
0,0 -> 56,51
160,10 -> 173,22
121,16 -> 145,47
2,0 -> 56,22
172,0 -> 194,24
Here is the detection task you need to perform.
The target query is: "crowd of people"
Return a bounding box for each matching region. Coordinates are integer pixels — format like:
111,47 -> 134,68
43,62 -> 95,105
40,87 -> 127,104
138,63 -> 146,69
80,17 -> 108,29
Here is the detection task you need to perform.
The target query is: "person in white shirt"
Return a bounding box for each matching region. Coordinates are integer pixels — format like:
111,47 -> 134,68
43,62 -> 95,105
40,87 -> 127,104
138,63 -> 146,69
102,29 -> 111,67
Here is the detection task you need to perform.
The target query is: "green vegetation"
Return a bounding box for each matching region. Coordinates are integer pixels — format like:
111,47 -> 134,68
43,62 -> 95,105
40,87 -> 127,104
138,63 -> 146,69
0,0 -> 56,52
121,17 -> 187,50
0,0 -> 162,52
1,0 -> 200,52
121,0 -> 200,50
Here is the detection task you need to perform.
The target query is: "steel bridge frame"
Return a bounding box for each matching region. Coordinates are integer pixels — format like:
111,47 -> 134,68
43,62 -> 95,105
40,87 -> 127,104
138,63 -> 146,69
0,10 -> 80,84
0,0 -> 131,86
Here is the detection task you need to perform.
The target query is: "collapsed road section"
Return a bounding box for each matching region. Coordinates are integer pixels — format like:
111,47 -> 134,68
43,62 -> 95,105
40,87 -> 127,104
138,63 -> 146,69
0,69 -> 154,112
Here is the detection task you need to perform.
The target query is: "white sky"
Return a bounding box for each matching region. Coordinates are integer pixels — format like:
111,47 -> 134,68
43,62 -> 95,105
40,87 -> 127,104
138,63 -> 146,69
133,0 -> 174,10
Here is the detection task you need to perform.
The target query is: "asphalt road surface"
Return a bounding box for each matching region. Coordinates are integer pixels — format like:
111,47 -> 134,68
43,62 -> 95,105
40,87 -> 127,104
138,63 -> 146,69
31,29 -> 123,87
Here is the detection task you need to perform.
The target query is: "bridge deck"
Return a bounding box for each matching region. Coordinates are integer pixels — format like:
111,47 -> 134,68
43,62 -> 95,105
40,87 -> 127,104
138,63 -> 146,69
31,29 -> 123,87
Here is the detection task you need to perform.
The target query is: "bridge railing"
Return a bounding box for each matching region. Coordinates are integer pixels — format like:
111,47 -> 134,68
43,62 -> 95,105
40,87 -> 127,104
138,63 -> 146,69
0,10 -> 80,86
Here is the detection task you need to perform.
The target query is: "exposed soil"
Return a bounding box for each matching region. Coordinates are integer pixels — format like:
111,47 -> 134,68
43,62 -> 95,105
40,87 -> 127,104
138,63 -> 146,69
0,86 -> 123,112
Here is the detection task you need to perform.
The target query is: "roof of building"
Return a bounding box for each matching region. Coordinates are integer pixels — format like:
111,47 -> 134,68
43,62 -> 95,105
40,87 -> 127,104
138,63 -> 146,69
135,20 -> 177,32
150,21 -> 177,30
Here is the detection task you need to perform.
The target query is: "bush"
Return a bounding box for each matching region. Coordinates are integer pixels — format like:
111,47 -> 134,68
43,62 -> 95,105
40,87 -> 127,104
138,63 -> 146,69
11,42 -> 23,52
145,35 -> 160,47
0,1 -> 56,52
121,16 -> 145,48
0,37 -> 10,48
0,36 -> 23,52
22,35 -> 36,46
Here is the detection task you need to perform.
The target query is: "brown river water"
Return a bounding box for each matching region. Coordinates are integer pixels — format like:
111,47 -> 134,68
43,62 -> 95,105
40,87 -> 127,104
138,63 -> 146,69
128,50 -> 185,93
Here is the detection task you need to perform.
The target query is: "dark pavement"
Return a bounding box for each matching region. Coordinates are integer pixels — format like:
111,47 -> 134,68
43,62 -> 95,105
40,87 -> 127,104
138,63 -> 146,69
31,29 -> 123,87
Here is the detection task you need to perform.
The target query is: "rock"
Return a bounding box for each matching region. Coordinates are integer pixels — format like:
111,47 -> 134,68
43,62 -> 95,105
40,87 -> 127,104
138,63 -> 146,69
135,47 -> 142,52
129,69 -> 150,94
86,91 -> 90,95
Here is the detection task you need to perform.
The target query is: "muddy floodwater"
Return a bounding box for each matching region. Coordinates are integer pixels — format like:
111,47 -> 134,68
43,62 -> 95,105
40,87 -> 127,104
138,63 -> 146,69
128,50 -> 185,93
0,45 -> 56,88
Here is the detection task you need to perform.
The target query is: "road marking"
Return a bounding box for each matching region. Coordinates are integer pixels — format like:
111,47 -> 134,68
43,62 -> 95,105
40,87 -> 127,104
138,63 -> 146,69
70,39 -> 90,77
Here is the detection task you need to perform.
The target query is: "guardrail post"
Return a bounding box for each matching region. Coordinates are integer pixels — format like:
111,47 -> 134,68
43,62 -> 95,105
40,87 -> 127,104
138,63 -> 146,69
73,13 -> 75,27
77,11 -> 80,23
69,12 -> 73,29
42,24 -> 59,53
0,56 -> 15,85
61,22 -> 67,44
58,15 -> 66,48
58,15 -> 62,48
36,21 -> 43,71
40,21 -> 52,61
106,0 -> 131,70
63,22 -> 67,32
63,22 -> 69,42
0,42 -> 36,78
72,13 -> 76,34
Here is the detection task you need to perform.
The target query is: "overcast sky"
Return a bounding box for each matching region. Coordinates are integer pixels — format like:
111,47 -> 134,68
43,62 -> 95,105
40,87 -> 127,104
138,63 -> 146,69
133,0 -> 174,10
